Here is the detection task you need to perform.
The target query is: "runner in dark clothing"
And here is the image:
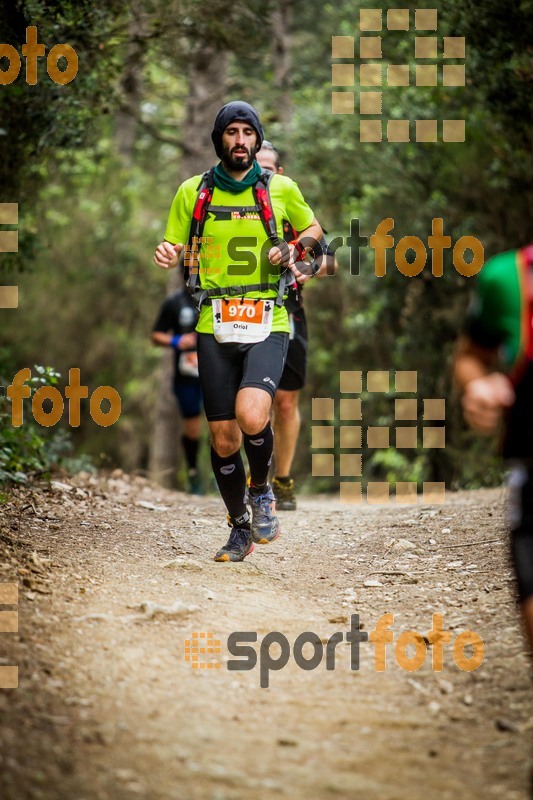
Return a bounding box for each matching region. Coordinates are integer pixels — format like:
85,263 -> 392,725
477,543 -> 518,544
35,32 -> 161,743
152,289 -> 202,494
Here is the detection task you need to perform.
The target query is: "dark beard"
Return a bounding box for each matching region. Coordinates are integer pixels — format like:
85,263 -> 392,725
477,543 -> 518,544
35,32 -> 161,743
221,143 -> 255,172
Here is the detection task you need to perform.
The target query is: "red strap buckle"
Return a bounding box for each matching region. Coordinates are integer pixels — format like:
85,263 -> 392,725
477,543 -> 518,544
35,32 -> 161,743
289,239 -> 306,261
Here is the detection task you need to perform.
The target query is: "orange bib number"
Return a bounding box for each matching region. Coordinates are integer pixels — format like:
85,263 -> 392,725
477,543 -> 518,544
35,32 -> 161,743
212,298 -> 273,343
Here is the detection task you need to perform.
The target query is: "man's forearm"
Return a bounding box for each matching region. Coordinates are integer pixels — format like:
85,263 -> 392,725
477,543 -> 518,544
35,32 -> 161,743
453,336 -> 498,392
152,332 -> 172,347
295,220 -> 323,252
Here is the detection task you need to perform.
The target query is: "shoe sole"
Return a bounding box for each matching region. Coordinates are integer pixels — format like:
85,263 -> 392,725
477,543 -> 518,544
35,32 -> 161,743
253,521 -> 281,545
214,544 -> 254,562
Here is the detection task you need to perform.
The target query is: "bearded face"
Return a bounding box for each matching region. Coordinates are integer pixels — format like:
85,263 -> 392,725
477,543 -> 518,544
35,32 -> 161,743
220,123 -> 258,172
221,141 -> 256,171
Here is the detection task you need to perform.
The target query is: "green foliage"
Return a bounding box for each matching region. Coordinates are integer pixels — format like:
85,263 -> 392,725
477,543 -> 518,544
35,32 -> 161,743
0,0 -> 531,490
284,0 -> 533,489
0,365 -> 87,483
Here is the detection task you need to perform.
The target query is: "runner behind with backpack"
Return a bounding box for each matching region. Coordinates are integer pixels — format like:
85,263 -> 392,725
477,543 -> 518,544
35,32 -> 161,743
256,141 -> 338,510
151,287 -> 203,494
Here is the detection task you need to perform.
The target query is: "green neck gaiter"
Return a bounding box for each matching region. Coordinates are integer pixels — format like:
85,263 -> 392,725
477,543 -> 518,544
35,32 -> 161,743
213,160 -> 262,194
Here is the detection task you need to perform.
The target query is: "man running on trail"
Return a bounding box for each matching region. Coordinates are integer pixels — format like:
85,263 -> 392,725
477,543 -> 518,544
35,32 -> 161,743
151,287 -> 202,494
453,243 -> 533,644
153,101 -> 322,562
256,141 -> 338,511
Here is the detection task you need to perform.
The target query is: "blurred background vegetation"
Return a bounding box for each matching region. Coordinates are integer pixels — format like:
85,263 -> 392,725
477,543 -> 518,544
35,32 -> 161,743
0,0 -> 531,490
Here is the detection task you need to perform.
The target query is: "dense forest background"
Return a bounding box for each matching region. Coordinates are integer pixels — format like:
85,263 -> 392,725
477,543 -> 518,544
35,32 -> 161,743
0,0 -> 532,492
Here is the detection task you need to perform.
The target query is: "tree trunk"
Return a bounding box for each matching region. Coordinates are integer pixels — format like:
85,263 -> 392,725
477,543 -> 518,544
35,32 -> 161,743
114,3 -> 148,163
149,44 -> 228,488
271,0 -> 292,135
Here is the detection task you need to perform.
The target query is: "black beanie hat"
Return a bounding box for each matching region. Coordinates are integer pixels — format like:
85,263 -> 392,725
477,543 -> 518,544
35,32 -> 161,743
211,101 -> 264,158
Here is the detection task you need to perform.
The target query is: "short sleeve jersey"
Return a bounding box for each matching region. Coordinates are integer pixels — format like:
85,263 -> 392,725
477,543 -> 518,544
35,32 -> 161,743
164,172 -> 315,334
465,249 -> 523,368
466,247 -> 533,459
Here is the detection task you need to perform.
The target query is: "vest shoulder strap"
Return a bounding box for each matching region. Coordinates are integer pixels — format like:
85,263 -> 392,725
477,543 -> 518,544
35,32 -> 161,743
185,168 -> 288,309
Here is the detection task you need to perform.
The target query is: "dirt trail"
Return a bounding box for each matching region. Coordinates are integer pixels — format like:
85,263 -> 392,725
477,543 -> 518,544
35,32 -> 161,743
1,473 -> 532,800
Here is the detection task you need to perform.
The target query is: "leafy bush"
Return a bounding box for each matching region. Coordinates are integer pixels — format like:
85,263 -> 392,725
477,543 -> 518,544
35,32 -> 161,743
0,365 -> 93,483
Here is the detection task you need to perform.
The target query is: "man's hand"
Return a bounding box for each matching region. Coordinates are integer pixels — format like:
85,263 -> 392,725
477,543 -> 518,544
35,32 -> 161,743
461,373 -> 515,434
154,241 -> 182,269
268,242 -> 313,284
268,241 -> 293,269
177,332 -> 197,350
289,259 -> 313,285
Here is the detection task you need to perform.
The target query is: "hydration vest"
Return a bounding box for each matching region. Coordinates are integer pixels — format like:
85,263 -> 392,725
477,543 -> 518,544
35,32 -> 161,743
184,167 -> 289,310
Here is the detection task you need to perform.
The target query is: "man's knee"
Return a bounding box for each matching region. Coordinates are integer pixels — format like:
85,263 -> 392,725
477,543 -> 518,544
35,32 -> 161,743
235,388 -> 271,435
238,408 -> 270,436
210,424 -> 241,457
183,416 -> 201,439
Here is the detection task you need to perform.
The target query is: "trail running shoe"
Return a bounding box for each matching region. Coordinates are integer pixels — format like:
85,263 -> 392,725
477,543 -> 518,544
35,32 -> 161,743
272,476 -> 297,511
214,515 -> 254,562
248,484 -> 281,544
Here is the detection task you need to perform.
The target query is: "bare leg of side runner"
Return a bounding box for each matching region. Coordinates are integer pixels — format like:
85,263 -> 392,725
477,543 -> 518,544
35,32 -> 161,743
273,389 -> 300,476
273,388 -> 300,510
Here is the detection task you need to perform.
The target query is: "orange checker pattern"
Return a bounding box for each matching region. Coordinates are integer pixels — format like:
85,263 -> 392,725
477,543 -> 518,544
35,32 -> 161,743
184,631 -> 222,670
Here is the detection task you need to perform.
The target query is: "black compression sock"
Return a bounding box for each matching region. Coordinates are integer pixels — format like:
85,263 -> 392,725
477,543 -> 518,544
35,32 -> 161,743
210,447 -> 248,520
181,435 -> 199,471
243,422 -> 274,489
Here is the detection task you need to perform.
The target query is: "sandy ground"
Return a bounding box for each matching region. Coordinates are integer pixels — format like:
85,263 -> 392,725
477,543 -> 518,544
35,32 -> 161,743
0,472 -> 532,800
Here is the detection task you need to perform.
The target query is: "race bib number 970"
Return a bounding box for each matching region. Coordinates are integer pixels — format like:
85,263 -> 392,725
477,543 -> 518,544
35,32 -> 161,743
212,298 -> 273,343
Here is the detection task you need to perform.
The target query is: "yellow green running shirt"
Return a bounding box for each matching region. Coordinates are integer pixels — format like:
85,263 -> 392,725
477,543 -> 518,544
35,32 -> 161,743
164,172 -> 315,335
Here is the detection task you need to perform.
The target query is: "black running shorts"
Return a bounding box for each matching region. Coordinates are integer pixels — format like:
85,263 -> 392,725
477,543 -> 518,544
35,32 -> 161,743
279,308 -> 308,392
197,332 -> 289,421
